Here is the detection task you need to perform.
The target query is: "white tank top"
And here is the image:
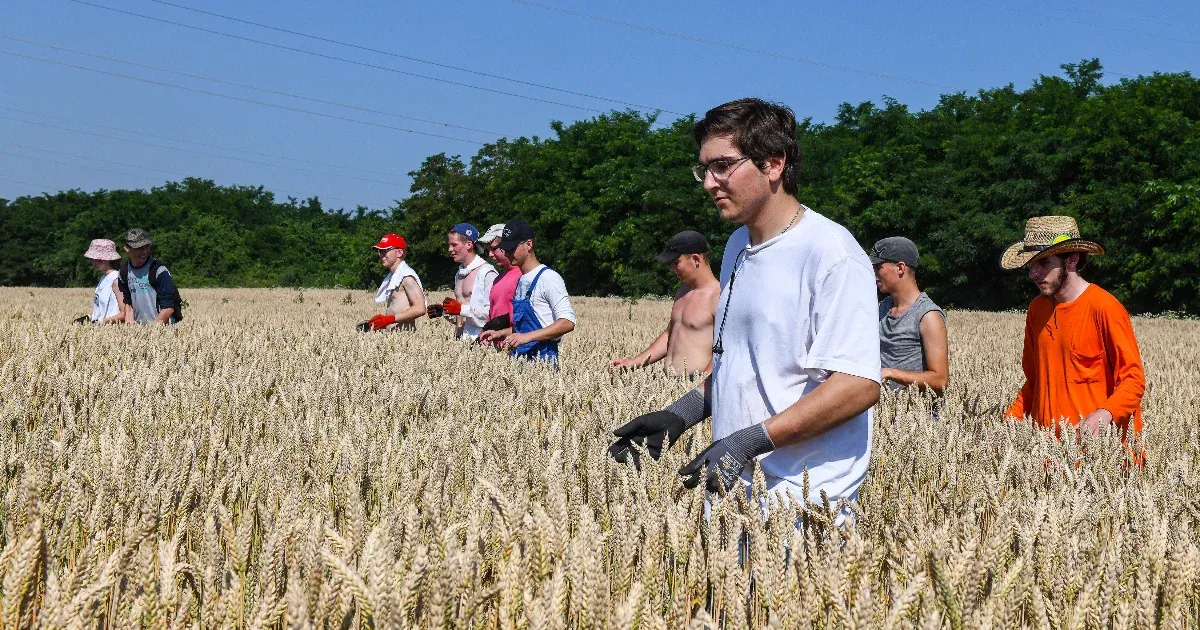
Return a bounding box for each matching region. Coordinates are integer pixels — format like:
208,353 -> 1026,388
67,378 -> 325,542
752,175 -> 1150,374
91,270 -> 121,322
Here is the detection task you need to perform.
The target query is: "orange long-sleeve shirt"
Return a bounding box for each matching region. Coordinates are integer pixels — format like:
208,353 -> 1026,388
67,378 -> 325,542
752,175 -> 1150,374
1006,284 -> 1145,435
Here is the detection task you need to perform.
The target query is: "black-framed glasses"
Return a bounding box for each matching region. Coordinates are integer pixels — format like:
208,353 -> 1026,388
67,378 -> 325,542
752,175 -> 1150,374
692,156 -> 751,182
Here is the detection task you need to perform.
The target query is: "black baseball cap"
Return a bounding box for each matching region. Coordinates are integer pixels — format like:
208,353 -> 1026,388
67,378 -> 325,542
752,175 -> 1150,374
655,230 -> 710,263
868,236 -> 920,268
498,219 -> 535,251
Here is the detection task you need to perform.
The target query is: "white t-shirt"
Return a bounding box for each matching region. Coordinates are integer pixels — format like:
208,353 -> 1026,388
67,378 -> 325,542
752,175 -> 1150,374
455,255 -> 497,339
513,264 -> 576,340
90,270 -> 121,322
375,261 -> 425,307
711,207 -> 881,511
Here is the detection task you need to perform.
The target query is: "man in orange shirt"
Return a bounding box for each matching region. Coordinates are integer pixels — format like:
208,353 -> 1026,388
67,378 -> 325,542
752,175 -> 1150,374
1001,216 -> 1145,438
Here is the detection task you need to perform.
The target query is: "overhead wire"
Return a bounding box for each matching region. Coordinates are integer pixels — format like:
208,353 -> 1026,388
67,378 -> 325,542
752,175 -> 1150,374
511,0 -> 960,90
0,48 -> 488,145
146,0 -> 685,116
0,114 -> 410,188
0,142 -> 393,208
0,35 -> 509,138
0,147 -> 170,180
0,175 -> 61,191
958,0 -> 1200,47
0,105 -> 410,179
67,0 -> 615,115
0,175 -> 65,197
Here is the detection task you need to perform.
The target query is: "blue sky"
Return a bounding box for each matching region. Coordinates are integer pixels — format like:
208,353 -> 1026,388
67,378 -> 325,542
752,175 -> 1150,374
2,0 -> 1196,209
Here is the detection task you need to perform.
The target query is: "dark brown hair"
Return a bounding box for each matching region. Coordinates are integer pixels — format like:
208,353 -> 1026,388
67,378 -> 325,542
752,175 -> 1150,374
693,98 -> 802,195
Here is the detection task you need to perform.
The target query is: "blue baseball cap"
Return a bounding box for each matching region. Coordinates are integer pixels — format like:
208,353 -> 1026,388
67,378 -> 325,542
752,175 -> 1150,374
450,223 -> 479,242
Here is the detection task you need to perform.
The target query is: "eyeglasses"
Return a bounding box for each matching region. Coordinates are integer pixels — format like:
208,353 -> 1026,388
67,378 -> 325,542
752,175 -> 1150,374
692,156 -> 751,182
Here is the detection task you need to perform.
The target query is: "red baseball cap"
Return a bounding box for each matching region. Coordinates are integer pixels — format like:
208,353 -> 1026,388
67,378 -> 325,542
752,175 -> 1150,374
372,233 -> 407,250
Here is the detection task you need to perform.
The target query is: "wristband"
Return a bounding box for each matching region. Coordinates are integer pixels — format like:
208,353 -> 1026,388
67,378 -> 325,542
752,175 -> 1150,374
665,388 -> 711,431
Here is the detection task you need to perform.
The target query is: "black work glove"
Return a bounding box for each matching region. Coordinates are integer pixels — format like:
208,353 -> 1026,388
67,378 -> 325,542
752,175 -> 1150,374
72,316 -> 90,325
482,314 -> 511,332
678,423 -> 775,493
608,410 -> 689,468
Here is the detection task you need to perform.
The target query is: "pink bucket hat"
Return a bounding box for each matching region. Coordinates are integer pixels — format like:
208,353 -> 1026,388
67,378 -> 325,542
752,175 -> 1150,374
83,239 -> 121,261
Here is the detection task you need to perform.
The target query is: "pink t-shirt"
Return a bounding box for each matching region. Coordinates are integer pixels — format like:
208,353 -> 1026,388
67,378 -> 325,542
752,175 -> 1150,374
489,267 -> 520,320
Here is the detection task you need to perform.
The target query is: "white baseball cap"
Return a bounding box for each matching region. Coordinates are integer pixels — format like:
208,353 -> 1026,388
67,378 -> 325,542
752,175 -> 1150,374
480,223 -> 506,243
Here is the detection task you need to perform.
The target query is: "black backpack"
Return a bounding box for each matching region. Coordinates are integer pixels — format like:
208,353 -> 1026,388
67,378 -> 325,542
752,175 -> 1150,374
118,259 -> 184,323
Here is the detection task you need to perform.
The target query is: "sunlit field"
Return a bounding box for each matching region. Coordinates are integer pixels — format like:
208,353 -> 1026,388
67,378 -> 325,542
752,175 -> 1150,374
1,287 -> 1198,628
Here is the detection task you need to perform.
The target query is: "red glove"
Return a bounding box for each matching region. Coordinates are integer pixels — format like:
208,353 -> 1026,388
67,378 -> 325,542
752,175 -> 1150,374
366,314 -> 396,331
442,298 -> 462,316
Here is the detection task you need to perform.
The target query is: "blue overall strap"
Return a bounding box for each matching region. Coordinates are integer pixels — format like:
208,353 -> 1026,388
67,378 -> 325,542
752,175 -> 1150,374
512,266 -> 559,362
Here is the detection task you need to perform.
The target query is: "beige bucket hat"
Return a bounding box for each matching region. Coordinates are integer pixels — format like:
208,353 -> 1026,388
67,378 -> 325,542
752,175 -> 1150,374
1000,215 -> 1105,270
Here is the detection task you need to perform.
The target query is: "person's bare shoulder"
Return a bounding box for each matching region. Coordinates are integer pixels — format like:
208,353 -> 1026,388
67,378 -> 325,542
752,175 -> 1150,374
674,282 -> 719,322
693,281 -> 721,306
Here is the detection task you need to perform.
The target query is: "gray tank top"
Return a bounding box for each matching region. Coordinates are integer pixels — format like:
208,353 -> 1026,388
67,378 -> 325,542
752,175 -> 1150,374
878,293 -> 944,389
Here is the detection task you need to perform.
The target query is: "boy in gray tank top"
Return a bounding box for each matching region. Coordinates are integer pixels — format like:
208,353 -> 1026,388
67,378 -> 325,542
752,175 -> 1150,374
869,237 -> 949,393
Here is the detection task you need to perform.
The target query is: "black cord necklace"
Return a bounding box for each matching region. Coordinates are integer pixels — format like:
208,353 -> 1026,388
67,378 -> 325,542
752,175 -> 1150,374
711,248 -> 747,355
712,205 -> 805,355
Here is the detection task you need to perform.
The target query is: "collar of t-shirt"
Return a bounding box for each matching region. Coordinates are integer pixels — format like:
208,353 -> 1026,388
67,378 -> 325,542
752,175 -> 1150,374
520,264 -> 547,285
738,205 -> 812,258
456,255 -> 487,279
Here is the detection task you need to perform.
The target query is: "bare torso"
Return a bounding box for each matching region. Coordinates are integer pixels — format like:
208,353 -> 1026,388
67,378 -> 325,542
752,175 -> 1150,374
664,283 -> 720,375
386,276 -> 419,331
454,265 -> 480,329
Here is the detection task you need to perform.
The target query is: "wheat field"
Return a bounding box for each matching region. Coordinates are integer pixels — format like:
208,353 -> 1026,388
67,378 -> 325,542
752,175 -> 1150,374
1,286 -> 1199,629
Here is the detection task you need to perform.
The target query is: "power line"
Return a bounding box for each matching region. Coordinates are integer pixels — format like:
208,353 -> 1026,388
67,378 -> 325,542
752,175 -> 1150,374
0,175 -> 66,197
0,143 -> 393,208
511,0 -> 960,90
1025,0 -> 1191,29
958,0 -> 1200,47
68,0 -> 613,115
0,35 -> 508,137
1,139 -> 216,177
0,147 -> 166,180
0,48 -> 488,145
0,114 -> 410,188
0,175 -> 61,191
147,0 -> 685,116
0,105 -> 409,179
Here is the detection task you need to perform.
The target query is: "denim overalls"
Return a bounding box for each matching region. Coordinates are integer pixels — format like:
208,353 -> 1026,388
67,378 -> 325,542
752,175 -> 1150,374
511,267 -> 559,363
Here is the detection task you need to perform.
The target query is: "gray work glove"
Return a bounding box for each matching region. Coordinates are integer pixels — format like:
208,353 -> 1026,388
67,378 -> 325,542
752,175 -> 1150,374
678,423 -> 775,493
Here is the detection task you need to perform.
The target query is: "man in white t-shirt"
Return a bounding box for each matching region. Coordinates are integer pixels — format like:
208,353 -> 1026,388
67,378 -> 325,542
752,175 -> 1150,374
609,98 -> 881,524
446,223 -> 497,341
359,233 -> 427,332
478,219 -> 576,364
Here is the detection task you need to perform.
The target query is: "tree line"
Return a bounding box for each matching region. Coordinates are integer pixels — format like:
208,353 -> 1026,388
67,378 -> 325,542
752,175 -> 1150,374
2,60 -> 1197,313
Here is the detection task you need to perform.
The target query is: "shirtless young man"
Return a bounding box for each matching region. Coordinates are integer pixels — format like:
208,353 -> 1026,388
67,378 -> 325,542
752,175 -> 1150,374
360,233 -> 427,332
447,223 -> 496,341
610,230 -> 719,376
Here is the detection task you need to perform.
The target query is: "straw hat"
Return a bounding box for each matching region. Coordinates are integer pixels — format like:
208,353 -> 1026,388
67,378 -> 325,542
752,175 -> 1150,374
83,239 -> 122,261
1000,216 -> 1105,270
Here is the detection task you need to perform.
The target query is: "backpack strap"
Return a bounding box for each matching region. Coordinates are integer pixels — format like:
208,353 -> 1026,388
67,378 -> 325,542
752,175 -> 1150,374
146,259 -> 162,291
117,260 -> 132,304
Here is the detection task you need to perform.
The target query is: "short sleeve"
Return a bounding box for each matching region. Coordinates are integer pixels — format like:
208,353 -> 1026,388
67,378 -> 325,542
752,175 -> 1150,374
803,257 -> 882,383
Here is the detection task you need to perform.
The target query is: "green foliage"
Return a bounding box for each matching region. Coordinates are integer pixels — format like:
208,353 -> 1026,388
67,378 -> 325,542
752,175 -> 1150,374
2,61 -> 1198,313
